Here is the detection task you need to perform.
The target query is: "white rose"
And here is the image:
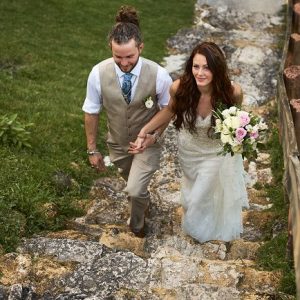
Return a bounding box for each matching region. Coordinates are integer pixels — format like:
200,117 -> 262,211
231,116 -> 241,129
229,106 -> 238,115
223,116 -> 240,129
215,119 -> 222,132
222,109 -> 230,118
145,98 -> 154,109
221,133 -> 232,144
223,116 -> 232,128
237,110 -> 249,117
246,124 -> 253,131
221,124 -> 230,135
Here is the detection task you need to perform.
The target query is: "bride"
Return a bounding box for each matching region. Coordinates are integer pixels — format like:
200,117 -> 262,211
129,42 -> 248,243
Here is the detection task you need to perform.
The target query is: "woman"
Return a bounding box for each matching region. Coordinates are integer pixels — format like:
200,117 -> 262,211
130,42 -> 248,243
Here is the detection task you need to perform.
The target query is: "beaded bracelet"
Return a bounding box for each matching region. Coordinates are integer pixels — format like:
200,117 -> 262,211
152,131 -> 160,143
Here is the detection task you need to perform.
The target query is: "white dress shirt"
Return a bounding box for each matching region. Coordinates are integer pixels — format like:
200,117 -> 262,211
82,57 -> 172,114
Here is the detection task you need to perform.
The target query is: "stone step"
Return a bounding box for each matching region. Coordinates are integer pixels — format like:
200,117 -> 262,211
0,236 -> 280,299
227,239 -> 262,260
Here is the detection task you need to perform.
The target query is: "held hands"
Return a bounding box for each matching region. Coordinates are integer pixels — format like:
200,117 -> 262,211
128,133 -> 157,154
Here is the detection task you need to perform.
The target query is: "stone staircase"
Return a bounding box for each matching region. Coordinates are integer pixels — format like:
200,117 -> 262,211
0,1 -> 292,299
0,117 -> 287,299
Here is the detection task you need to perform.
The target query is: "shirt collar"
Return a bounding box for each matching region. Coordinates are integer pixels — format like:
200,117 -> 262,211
114,57 -> 142,79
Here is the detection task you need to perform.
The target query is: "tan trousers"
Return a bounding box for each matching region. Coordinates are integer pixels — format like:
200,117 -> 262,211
112,144 -> 161,231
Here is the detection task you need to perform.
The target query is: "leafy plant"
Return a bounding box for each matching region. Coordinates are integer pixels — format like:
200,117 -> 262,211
0,114 -> 34,148
0,0 -> 196,252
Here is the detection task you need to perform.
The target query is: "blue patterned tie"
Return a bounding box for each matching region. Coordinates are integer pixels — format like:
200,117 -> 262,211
121,73 -> 133,103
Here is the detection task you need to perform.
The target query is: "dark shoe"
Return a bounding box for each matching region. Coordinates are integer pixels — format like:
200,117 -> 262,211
130,226 -> 145,238
129,217 -> 145,238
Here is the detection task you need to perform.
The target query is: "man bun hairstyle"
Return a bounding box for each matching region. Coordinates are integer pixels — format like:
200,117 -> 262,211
108,5 -> 143,47
115,5 -> 139,27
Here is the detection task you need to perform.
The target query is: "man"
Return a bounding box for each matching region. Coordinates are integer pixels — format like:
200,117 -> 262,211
82,6 -> 172,237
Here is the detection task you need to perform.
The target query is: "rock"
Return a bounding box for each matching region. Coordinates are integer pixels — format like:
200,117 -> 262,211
52,170 -> 72,193
227,240 -> 261,260
0,1 -> 287,299
18,238 -> 104,264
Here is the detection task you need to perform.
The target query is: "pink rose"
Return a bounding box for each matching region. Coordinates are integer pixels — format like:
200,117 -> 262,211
250,131 -> 259,139
235,127 -> 247,141
239,113 -> 250,127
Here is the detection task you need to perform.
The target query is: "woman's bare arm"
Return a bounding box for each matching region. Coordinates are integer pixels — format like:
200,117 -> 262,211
128,81 -> 179,152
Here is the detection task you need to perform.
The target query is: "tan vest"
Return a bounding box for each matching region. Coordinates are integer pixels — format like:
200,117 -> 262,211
99,58 -> 159,156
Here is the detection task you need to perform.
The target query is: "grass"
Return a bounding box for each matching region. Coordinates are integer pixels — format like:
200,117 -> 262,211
0,0 -> 196,252
255,104 -> 296,296
0,1 -> 295,296
254,4 -> 296,295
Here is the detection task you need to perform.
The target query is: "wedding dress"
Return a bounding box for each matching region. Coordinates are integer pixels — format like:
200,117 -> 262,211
177,114 -> 248,243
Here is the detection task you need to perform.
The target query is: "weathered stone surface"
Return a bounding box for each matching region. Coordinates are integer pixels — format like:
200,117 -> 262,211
0,253 -> 32,285
227,240 -> 261,260
18,238 -> 105,263
165,2 -> 284,107
239,268 -> 281,294
54,251 -> 150,299
99,230 -> 146,258
0,1 -> 287,299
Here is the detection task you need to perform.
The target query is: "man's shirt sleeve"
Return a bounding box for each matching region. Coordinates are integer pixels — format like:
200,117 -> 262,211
156,66 -> 173,108
82,65 -> 102,114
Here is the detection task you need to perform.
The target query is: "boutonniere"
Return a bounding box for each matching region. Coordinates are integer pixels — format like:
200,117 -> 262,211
144,96 -> 154,109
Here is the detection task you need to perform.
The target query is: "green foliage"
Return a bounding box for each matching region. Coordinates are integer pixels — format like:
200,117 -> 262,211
0,114 -> 34,148
257,233 -> 296,296
0,203 -> 26,252
0,0 -> 195,252
255,102 -> 295,296
267,128 -> 284,184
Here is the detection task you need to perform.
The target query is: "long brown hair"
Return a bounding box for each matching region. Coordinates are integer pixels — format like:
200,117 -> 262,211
108,6 -> 143,47
172,42 -> 236,133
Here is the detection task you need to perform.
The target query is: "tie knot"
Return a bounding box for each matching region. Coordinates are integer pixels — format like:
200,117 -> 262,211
124,73 -> 133,81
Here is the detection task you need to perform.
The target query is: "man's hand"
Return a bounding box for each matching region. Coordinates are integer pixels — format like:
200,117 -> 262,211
88,152 -> 106,172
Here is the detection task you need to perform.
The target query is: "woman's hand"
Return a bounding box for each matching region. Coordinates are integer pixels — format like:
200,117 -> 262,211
128,134 -> 157,154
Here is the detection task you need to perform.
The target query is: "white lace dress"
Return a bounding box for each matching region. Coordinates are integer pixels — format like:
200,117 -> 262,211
178,114 -> 248,243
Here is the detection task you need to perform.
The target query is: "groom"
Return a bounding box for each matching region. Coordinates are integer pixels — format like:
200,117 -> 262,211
82,5 -> 172,237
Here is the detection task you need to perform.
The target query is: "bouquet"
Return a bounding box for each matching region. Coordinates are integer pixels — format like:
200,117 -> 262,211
213,106 -> 268,160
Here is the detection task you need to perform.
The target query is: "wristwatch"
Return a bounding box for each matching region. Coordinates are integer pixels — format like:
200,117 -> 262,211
87,149 -> 100,155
